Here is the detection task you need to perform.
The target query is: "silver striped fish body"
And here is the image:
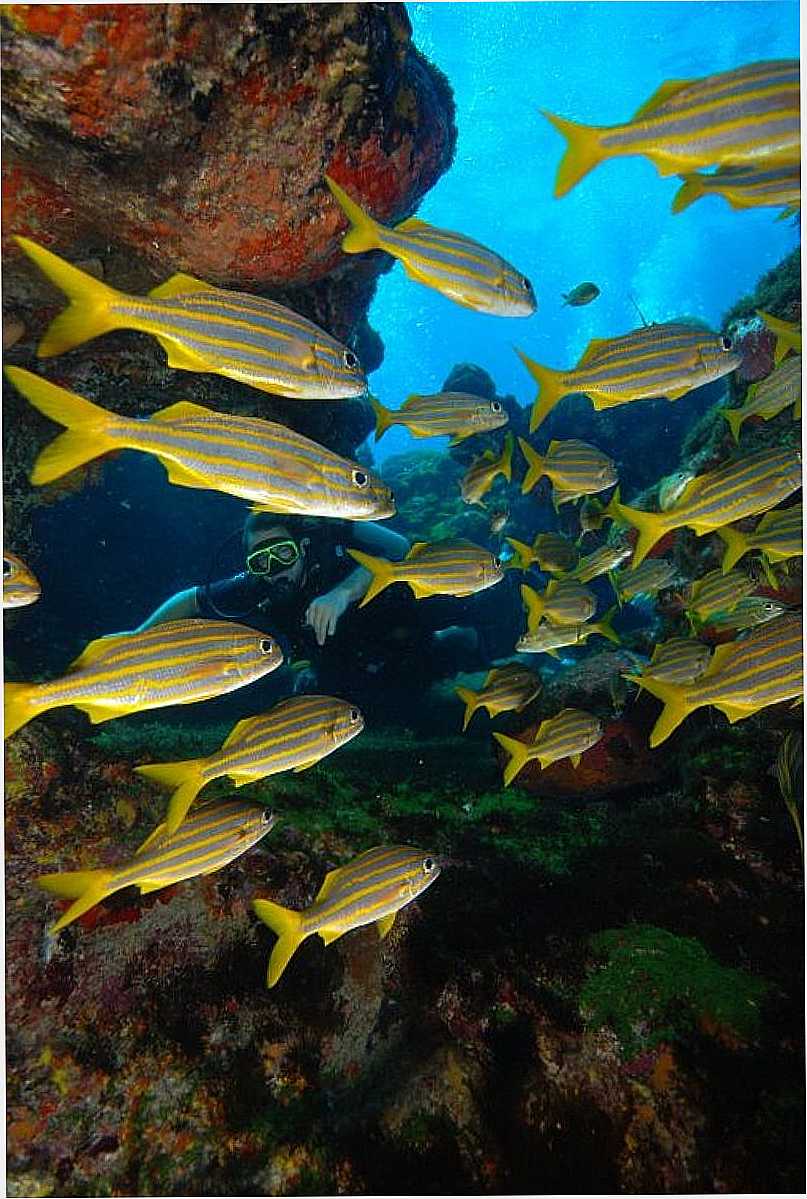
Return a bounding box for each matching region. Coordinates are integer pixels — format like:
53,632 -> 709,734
534,533 -> 579,573
516,621 -> 591,654
743,355 -> 801,419
569,543 -> 632,583
681,164 -> 801,210
615,558 -> 676,600
687,568 -> 756,620
27,619 -> 283,722
377,221 -> 536,317
543,439 -> 618,501
393,541 -> 504,598
643,637 -> 711,684
3,551 -> 41,608
566,323 -> 741,408
687,614 -> 802,717
112,403 -> 395,518
302,845 -> 441,940
391,393 -> 508,441
475,666 -> 541,716
461,437 -> 512,505
532,707 -> 603,767
599,60 -> 800,171
204,695 -> 364,783
522,579 -> 596,628
669,447 -> 801,534
108,287 -> 366,399
705,595 -> 787,631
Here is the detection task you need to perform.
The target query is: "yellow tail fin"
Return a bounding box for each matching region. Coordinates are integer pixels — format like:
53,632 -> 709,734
368,394 -> 394,442
714,525 -> 749,574
518,436 -> 546,494
505,536 -> 533,570
721,406 -> 744,444
593,605 -> 620,645
324,176 -> 381,254
36,868 -> 115,933
346,547 -> 394,606
520,583 -> 546,633
612,499 -> 669,567
253,897 -> 306,987
493,732 -> 530,788
14,236 -> 123,357
515,349 -> 565,433
454,685 -> 481,732
671,175 -> 704,214
135,759 -> 206,838
623,672 -> 693,748
4,681 -> 43,739
541,110 -> 606,198
5,366 -> 119,485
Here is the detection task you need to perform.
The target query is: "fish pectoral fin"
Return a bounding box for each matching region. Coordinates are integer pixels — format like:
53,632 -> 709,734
376,912 -> 396,940
631,78 -> 695,119
289,336 -> 316,370
319,926 -> 346,946
153,333 -> 210,373
149,273 -> 219,299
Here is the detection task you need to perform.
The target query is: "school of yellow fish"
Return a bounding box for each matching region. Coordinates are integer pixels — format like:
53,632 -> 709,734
3,57 -> 802,987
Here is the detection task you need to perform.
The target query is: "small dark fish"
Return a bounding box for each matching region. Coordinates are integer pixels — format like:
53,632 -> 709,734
563,282 -> 600,307
489,507 -> 510,535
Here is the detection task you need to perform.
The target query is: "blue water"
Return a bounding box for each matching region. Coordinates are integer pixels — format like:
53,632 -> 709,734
368,1 -> 800,463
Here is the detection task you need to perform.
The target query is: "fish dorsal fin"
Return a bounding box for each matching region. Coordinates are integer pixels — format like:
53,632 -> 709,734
394,216 -> 432,233
547,440 -> 561,455
545,578 -> 559,598
481,449 -> 497,462
576,338 -> 611,368
149,273 -> 219,299
632,78 -> 694,120
315,867 -> 344,904
68,632 -> 125,672
150,400 -> 215,424
376,912 -> 396,939
407,541 -> 430,558
221,716 -> 259,749
702,643 -> 735,677
402,393 -> 425,409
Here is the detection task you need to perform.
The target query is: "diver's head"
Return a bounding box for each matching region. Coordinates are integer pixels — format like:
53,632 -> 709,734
243,513 -> 310,595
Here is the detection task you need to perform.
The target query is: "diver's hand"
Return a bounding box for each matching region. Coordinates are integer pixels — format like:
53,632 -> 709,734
304,587 -> 352,646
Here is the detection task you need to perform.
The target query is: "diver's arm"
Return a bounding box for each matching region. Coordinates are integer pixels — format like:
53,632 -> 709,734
135,586 -> 200,631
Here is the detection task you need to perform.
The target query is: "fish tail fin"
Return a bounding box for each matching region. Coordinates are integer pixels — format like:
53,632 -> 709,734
4,681 -> 44,738
36,868 -> 115,933
671,175 -> 704,214
514,349 -> 564,432
493,732 -> 530,788
5,367 -> 119,485
721,407 -> 744,444
613,499 -> 668,567
135,759 -> 206,836
520,582 -> 545,633
603,485 -> 623,523
714,525 -> 748,574
500,432 -> 514,483
252,898 -> 306,988
14,236 -> 123,357
594,605 -> 620,644
517,436 -> 545,494
626,673 -> 693,748
346,547 -> 393,606
368,394 -> 393,442
541,110 -> 605,198
324,175 -> 381,254
455,685 -> 479,732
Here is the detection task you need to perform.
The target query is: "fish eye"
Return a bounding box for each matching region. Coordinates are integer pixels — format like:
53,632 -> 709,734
343,349 -> 359,371
352,469 -> 368,489
423,856 -> 435,874
3,558 -> 11,577
350,707 -> 361,722
520,275 -> 531,292
261,809 -> 274,824
259,638 -> 275,655
721,335 -> 733,351
493,555 -> 501,569
491,401 -> 502,413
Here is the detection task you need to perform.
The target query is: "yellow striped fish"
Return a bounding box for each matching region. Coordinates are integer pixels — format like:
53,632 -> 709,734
758,310 -> 801,364
253,844 -> 441,987
4,619 -> 283,739
612,558 -> 677,604
348,540 -> 503,605
519,437 -> 618,507
776,730 -> 803,856
455,664 -> 541,731
722,355 -> 801,442
136,696 -> 364,837
6,367 -> 394,520
3,551 -> 40,609
494,708 -> 603,786
614,447 -> 802,566
516,607 -> 619,657
625,613 -> 802,747
521,579 -> 596,630
684,567 -> 757,624
370,392 -> 508,445
325,176 -> 536,317
703,595 -> 787,633
14,236 -> 365,399
673,164 -> 801,215
563,542 -> 632,583
634,637 -> 712,686
461,434 -> 514,505
544,60 -> 800,198
716,504 -> 802,573
37,798 -> 277,933
505,532 -> 579,574
517,322 -> 741,432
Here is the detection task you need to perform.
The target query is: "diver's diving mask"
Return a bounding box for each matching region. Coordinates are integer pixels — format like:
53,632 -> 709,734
246,537 -> 301,577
